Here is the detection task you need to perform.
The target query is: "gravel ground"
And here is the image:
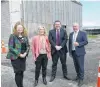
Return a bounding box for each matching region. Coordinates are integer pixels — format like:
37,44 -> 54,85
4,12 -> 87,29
1,36 -> 100,87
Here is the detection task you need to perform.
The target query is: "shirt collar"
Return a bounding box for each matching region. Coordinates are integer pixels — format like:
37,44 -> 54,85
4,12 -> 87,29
56,29 -> 60,32
74,30 -> 79,34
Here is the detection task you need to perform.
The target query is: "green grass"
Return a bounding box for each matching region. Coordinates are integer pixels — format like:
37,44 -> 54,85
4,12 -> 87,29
88,35 -> 98,39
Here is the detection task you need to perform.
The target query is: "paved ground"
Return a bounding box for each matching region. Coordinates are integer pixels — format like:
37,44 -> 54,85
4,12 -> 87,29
1,35 -> 100,87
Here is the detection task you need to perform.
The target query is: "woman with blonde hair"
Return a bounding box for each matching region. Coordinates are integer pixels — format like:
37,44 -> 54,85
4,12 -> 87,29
7,21 -> 30,87
32,26 -> 51,86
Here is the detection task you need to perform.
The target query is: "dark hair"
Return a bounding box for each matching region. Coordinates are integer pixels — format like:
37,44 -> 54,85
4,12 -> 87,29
53,20 -> 61,25
53,20 -> 61,28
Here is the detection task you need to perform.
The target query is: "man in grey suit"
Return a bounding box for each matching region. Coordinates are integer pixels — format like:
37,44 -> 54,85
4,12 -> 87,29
69,23 -> 88,87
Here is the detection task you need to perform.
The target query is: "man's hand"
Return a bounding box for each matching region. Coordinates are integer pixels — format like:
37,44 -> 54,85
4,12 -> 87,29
55,46 -> 62,50
59,46 -> 62,50
55,46 -> 59,50
74,42 -> 79,46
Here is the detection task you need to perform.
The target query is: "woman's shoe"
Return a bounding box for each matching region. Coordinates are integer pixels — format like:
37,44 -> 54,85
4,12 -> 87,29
34,80 -> 38,87
43,78 -> 47,85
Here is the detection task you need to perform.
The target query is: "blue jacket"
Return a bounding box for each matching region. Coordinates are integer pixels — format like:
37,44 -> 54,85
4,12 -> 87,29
69,31 -> 88,56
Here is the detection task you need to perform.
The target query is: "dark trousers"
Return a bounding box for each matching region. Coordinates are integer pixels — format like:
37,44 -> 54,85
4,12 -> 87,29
51,51 -> 67,77
15,71 -> 24,87
72,51 -> 85,80
35,54 -> 48,80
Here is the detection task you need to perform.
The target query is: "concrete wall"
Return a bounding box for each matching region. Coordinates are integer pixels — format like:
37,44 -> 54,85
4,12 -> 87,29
1,0 -> 21,44
9,0 -> 21,33
1,1 -> 11,43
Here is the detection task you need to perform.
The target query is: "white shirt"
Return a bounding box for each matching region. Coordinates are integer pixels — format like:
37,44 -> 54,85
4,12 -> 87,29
72,30 -> 79,50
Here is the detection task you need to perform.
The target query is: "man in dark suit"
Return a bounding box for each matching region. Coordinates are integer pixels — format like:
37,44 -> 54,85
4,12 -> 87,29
69,23 -> 88,87
49,20 -> 69,82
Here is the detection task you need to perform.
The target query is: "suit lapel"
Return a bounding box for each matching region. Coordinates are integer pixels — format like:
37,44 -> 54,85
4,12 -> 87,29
71,32 -> 74,42
59,29 -> 63,44
76,31 -> 80,41
60,29 -> 63,38
53,29 -> 56,40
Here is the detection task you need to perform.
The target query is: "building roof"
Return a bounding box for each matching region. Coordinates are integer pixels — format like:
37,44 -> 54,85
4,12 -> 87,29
82,26 -> 100,30
72,0 -> 82,6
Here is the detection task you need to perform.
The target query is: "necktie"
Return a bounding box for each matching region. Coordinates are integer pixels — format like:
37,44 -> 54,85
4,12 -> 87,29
56,30 -> 60,45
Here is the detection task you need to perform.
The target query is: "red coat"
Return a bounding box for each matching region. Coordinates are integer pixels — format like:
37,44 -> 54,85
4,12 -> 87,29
32,35 -> 51,61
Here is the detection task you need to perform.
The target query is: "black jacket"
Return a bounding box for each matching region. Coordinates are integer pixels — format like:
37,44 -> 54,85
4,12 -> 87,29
49,28 -> 68,55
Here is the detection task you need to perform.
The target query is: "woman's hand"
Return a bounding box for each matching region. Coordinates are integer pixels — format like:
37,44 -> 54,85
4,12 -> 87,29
19,52 -> 27,58
23,52 -> 27,57
19,54 -> 25,58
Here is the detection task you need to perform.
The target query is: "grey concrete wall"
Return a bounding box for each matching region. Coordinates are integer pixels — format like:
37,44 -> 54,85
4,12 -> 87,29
1,1 -> 11,44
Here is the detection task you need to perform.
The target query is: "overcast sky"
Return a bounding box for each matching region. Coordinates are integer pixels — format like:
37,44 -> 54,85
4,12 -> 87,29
81,0 -> 100,26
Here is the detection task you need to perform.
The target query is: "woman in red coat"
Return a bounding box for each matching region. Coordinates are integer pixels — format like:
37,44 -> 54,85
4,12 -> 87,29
32,26 -> 51,86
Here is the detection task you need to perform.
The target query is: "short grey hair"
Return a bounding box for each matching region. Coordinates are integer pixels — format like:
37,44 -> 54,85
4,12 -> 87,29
73,23 -> 79,26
